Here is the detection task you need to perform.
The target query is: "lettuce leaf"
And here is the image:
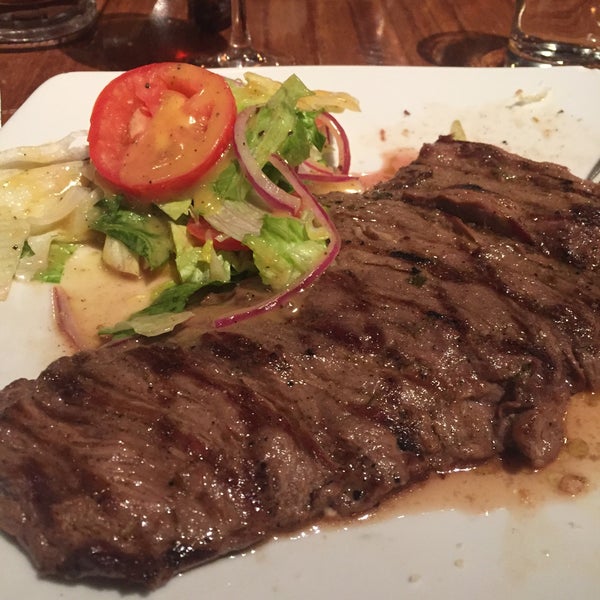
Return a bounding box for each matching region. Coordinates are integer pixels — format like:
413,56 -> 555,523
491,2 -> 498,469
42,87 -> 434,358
210,75 -> 326,226
98,310 -> 194,338
212,161 -> 251,204
243,214 -> 327,291
98,278 -> 239,338
230,73 -> 360,114
33,241 -> 79,283
170,223 -> 231,285
98,281 -> 204,337
92,197 -> 172,270
246,74 -> 315,168
158,198 -> 192,221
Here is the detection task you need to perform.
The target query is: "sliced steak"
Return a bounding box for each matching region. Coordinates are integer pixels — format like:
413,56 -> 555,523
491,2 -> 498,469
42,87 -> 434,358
1,137 -> 600,588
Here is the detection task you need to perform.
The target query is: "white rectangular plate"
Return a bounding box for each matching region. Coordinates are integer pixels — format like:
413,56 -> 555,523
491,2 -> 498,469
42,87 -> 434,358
1,65 -> 599,600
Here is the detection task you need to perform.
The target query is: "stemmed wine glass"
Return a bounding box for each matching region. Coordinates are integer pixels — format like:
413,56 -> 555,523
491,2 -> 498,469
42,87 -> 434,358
201,0 -> 283,67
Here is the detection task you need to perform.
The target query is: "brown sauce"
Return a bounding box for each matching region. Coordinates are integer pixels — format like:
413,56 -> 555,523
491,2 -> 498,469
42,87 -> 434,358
358,147 -> 419,188
351,392 -> 600,525
59,246 -> 172,349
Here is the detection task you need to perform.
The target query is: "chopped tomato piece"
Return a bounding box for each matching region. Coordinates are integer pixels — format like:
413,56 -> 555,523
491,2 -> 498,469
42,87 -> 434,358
187,218 -> 247,252
88,62 -> 236,202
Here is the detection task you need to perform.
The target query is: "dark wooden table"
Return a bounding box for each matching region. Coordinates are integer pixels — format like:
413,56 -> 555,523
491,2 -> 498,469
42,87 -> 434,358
0,0 -> 515,124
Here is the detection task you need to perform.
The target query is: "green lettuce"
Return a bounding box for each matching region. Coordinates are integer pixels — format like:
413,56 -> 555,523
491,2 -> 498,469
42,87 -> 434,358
33,241 -> 79,283
212,161 -> 252,204
99,310 -> 194,338
158,198 -> 192,221
98,281 -> 203,338
29,242 -> 81,283
243,214 -> 327,291
170,223 -> 231,285
211,75 -> 324,206
245,74 -> 319,168
100,226 -> 256,338
99,279 -> 237,338
92,197 -> 172,269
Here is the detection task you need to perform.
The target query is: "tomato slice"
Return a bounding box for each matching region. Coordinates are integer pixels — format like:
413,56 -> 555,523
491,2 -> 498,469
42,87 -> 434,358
88,62 -> 236,201
187,218 -> 247,252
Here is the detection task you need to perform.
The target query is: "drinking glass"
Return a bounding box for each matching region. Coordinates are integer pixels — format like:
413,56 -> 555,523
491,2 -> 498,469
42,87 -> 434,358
0,0 -> 97,48
194,0 -> 282,67
507,0 -> 600,66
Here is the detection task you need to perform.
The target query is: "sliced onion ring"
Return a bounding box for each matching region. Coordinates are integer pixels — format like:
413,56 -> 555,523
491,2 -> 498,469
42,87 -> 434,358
298,158 -> 334,175
233,107 -> 301,215
298,171 -> 359,184
316,112 -> 352,174
214,154 -> 341,329
298,158 -> 358,184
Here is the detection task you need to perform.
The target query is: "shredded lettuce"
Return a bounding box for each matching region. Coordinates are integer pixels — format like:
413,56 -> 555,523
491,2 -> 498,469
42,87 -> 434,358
203,198 -> 265,241
230,73 -> 360,114
92,197 -> 172,270
282,110 -> 326,167
15,230 -> 56,281
98,281 -> 203,337
201,75 -> 337,295
0,157 -> 98,294
99,310 -> 195,338
0,211 -> 29,300
158,198 -> 192,221
208,75 -> 328,222
243,214 -> 328,291
33,242 -> 79,283
245,75 -> 314,168
102,236 -> 140,276
139,281 -> 207,315
212,161 -> 252,204
98,279 -> 226,338
171,223 -> 231,285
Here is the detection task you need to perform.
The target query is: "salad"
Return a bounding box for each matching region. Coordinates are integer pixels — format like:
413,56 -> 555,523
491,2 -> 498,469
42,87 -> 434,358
0,63 -> 360,345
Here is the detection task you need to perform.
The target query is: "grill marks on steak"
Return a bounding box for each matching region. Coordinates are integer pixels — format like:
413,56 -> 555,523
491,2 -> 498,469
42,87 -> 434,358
1,137 -> 600,587
1,334 -> 420,585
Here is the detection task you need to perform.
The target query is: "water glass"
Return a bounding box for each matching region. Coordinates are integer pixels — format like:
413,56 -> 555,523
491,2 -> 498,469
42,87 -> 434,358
0,0 -> 97,48
508,0 -> 600,66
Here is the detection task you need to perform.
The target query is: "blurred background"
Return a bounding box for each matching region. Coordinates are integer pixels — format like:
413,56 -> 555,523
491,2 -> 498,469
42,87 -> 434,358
0,0 -> 515,123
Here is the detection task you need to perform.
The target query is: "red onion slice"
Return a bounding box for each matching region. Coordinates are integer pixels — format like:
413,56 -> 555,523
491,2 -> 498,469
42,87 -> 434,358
298,171 -> 359,184
214,227 -> 340,328
53,286 -> 88,351
215,107 -> 345,328
233,107 -> 301,215
214,154 -> 341,329
299,158 -> 334,175
316,112 -> 352,174
298,159 -> 358,184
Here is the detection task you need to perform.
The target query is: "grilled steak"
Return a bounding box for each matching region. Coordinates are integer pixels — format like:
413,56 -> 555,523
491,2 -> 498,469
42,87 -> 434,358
1,137 -> 600,588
